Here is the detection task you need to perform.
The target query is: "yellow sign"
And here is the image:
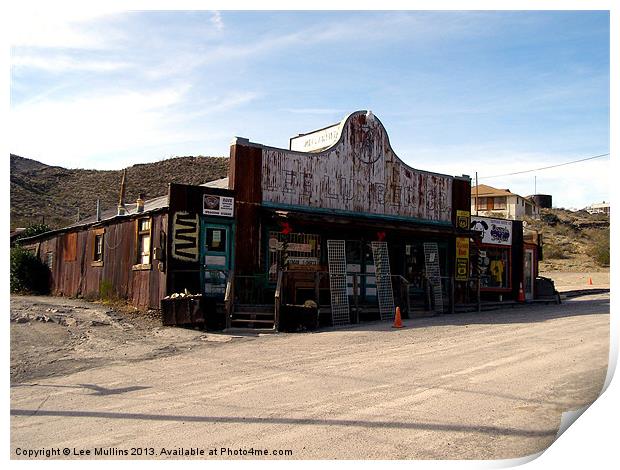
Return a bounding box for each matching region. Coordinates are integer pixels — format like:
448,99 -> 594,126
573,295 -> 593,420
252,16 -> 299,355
457,210 -> 470,230
455,237 -> 469,281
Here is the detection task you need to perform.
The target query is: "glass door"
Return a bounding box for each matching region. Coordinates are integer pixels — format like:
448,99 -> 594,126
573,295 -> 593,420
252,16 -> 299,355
201,221 -> 232,298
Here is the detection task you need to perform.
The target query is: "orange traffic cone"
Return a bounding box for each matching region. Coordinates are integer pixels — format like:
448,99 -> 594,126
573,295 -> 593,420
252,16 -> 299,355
517,282 -> 525,302
588,277 -> 593,285
393,306 -> 404,328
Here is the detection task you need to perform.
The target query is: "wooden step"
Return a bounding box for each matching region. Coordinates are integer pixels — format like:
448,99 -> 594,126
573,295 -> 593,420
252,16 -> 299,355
231,318 -> 275,325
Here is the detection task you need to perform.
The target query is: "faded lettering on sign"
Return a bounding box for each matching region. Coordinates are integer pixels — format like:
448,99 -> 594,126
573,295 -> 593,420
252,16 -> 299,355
262,112 -> 452,222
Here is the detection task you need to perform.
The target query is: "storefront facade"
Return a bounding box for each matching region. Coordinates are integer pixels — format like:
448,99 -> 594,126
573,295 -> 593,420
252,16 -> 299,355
227,110 -> 472,328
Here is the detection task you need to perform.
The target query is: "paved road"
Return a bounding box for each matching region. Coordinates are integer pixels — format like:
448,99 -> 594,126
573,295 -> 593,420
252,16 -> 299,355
11,294 -> 609,460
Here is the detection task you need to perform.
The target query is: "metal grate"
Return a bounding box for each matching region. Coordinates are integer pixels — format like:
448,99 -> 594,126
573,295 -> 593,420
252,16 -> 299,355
268,231 -> 320,281
371,242 -> 395,321
423,242 -> 444,313
327,240 -> 350,326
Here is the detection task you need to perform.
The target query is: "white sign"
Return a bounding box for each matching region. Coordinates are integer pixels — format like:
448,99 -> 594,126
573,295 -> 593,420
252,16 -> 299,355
290,122 -> 343,152
471,216 -> 513,246
203,195 -> 234,217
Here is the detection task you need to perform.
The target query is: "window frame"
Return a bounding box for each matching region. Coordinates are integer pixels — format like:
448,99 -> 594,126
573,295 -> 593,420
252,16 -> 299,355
133,217 -> 153,270
91,228 -> 105,267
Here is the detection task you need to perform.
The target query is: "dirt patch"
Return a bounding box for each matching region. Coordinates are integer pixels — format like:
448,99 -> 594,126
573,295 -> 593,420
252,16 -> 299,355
10,295 -> 247,383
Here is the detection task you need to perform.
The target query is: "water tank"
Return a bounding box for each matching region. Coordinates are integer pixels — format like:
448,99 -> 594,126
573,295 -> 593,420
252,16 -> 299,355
529,194 -> 552,208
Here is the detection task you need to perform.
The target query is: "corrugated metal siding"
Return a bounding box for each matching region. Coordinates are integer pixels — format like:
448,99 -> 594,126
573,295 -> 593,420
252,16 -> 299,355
35,213 -> 167,310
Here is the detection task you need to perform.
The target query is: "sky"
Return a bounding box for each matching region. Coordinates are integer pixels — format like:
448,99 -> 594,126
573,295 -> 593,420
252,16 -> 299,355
9,8 -> 610,209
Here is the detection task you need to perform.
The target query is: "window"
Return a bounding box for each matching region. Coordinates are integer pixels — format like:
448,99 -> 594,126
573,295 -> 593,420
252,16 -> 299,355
91,229 -> 105,266
267,231 -> 320,281
476,197 -> 487,210
206,228 -> 227,253
46,252 -> 54,270
135,218 -> 152,268
492,197 -> 506,210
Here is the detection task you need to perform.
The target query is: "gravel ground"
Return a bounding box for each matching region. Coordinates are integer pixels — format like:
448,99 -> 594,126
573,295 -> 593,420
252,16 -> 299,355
10,295 -> 249,383
539,271 -> 610,292
10,292 -> 609,460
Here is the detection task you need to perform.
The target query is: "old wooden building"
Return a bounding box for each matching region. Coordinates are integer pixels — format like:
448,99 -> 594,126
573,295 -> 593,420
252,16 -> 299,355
21,110 -> 543,330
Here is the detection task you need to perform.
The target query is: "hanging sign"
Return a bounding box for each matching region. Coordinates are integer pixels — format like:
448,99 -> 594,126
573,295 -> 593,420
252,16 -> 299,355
470,216 -> 512,246
203,195 -> 234,217
457,210 -> 470,230
455,237 -> 470,281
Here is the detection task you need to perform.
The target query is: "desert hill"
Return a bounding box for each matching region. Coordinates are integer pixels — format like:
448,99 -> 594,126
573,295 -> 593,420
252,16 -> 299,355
10,154 -> 229,230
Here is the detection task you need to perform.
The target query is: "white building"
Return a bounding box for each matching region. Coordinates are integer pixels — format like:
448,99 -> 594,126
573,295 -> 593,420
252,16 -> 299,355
585,201 -> 610,215
471,184 -> 540,220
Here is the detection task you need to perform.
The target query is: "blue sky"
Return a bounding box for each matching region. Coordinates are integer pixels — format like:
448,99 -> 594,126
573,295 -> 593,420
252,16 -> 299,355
10,9 -> 610,208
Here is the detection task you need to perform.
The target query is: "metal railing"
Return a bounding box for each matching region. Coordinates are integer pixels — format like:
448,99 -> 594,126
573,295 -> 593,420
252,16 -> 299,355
233,274 -> 274,305
274,270 -> 283,331
224,270 -> 234,329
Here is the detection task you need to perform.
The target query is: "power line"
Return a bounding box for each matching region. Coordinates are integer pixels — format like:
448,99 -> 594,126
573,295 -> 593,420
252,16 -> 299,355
479,153 -> 609,179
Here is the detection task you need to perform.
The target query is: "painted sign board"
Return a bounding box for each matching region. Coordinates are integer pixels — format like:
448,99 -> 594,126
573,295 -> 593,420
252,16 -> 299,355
289,122 -> 343,152
203,195 -> 234,217
263,112 -> 453,223
172,212 -> 199,262
455,237 -> 470,281
470,216 -> 512,246
457,210 -> 470,230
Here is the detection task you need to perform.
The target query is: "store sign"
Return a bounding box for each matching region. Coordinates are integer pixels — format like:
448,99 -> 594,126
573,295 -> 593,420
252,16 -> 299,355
172,212 -> 199,262
456,210 -> 470,230
289,122 -> 343,152
455,237 -> 469,281
203,195 -> 234,217
470,216 -> 512,246
263,112 -> 453,223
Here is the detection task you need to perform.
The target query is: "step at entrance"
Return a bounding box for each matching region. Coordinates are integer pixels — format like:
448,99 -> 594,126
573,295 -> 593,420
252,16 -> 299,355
230,304 -> 275,329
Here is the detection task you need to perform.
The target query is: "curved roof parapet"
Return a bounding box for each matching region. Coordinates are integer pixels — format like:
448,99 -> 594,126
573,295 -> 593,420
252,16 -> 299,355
258,110 -> 458,224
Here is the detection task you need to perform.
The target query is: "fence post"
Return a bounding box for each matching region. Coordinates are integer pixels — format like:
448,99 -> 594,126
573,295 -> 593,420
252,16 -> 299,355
353,273 -> 359,323
451,276 -> 455,314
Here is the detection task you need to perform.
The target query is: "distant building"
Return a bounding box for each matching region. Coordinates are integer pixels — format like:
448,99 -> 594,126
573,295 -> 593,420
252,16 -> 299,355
585,201 -> 610,215
471,184 -> 540,220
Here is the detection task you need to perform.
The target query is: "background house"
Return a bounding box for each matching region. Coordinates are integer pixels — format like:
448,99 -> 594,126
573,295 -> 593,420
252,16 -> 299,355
585,201 -> 610,215
471,184 -> 540,220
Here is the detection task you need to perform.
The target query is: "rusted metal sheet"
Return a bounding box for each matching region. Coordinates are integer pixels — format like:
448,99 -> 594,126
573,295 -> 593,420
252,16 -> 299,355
261,111 -> 453,223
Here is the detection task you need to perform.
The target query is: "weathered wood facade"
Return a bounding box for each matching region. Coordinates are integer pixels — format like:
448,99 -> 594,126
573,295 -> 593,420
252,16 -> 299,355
26,212 -> 167,309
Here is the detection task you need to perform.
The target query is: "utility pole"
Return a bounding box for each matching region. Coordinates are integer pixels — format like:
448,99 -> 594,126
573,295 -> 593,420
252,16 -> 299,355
475,172 -> 479,216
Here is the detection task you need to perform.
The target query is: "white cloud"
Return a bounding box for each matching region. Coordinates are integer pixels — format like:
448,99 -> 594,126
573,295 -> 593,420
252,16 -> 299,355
11,54 -> 130,72
10,87 -> 189,168
9,8 -> 121,49
210,11 -> 224,32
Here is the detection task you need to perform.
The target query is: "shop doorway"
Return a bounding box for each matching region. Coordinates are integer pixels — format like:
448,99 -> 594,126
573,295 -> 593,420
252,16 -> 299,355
200,219 -> 234,298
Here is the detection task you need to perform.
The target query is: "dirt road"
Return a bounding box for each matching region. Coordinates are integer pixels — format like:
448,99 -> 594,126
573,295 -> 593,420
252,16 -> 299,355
11,293 -> 609,460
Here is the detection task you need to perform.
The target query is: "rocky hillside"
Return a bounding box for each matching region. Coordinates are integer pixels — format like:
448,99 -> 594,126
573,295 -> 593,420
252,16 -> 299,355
524,208 -> 610,271
10,154 -> 229,230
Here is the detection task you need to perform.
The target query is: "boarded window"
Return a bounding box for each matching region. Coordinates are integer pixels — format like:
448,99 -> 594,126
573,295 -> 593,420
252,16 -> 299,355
62,232 -> 77,261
